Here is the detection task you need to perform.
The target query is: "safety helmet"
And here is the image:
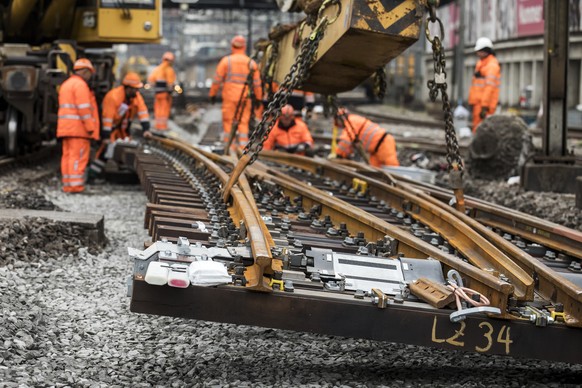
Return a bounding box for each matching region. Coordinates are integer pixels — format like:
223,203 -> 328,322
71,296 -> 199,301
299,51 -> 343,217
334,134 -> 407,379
474,37 -> 493,52
281,104 -> 294,119
73,58 -> 95,73
231,35 -> 246,49
122,72 -> 144,88
162,51 -> 175,62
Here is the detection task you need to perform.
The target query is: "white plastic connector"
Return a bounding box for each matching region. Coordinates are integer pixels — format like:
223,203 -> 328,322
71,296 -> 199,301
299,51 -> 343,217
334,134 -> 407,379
145,261 -> 170,286
168,264 -> 190,288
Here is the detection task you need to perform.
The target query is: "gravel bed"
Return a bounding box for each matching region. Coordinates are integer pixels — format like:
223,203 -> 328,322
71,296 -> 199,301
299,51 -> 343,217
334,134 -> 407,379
1,161 -> 582,386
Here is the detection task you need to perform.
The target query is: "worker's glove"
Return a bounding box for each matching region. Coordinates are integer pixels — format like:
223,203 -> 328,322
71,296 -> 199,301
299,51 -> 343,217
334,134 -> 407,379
305,146 -> 315,157
117,103 -> 129,117
296,143 -> 306,153
143,131 -> 153,139
141,120 -> 151,133
209,96 -> 216,105
479,107 -> 488,119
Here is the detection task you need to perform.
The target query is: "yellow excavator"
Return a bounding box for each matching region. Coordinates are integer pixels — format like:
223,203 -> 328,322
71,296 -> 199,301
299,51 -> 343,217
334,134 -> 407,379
0,0 -> 161,156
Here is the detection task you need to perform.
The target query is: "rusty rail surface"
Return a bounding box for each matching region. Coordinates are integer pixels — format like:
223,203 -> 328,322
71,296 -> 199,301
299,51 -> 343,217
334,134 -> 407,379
258,151 -> 582,326
195,146 -> 514,309
138,137 -> 274,292
127,135 -> 582,364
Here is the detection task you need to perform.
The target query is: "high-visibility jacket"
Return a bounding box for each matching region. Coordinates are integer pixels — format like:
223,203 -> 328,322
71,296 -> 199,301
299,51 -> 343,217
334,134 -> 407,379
56,74 -> 99,140
263,118 -> 313,153
468,54 -> 501,112
209,47 -> 262,104
148,62 -> 176,94
336,114 -> 399,167
209,47 -> 263,148
101,86 -> 149,140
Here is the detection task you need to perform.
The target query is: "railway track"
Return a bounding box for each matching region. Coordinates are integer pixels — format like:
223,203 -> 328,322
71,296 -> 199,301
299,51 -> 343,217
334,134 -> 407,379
0,144 -> 59,174
125,130 -> 582,364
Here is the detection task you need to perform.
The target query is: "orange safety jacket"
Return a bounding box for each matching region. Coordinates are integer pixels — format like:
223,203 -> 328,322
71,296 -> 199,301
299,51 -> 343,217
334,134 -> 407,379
101,86 -> 149,140
148,62 -> 176,94
56,74 -> 99,140
209,47 -> 262,103
336,114 -> 398,166
263,118 -> 314,153
468,54 -> 501,112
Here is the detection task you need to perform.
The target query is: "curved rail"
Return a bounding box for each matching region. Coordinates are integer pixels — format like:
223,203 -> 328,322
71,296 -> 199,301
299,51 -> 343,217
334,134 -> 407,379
149,136 -> 275,292
258,151 -> 582,326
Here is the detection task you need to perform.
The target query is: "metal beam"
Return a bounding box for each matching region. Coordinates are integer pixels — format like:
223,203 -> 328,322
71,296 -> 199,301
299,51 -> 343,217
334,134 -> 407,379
131,280 -> 582,365
167,0 -> 278,10
543,0 -> 569,157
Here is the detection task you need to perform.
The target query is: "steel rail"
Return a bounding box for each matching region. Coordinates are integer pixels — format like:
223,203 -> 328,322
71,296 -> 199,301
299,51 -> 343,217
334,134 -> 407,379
394,175 -> 582,260
258,151 -> 532,298
258,152 -> 582,326
311,133 -> 470,157
241,159 -> 513,315
195,146 -> 517,313
332,159 -> 582,260
151,137 -> 274,292
128,137 -> 582,364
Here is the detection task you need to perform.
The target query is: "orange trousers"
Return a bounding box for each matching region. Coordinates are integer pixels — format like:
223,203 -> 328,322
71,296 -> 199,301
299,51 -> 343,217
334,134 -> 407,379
221,98 -> 252,149
154,93 -> 172,130
61,137 -> 90,193
472,105 -> 494,132
370,135 -> 399,167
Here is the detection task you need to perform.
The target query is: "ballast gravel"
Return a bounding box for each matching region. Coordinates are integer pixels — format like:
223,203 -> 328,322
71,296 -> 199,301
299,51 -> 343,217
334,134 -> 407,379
1,165 -> 582,387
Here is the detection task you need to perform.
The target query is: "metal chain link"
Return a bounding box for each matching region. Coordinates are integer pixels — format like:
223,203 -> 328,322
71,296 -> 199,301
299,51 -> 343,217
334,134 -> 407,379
373,67 -> 387,100
262,42 -> 279,102
244,0 -> 340,164
425,10 -> 464,175
327,96 -> 370,162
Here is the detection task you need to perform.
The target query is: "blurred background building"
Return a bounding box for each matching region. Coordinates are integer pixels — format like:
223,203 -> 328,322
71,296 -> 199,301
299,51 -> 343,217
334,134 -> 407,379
114,0 -> 582,116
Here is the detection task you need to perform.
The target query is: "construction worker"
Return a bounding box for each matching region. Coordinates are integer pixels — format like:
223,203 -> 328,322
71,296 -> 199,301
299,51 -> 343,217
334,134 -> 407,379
90,72 -> 151,175
468,37 -> 501,131
101,72 -> 150,141
263,104 -> 314,155
209,35 -> 262,149
335,109 -> 399,167
148,51 -> 176,131
56,58 -> 100,193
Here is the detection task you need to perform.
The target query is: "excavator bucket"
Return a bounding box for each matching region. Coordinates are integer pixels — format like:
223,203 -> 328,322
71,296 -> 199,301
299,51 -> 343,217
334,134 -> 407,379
273,0 -> 425,94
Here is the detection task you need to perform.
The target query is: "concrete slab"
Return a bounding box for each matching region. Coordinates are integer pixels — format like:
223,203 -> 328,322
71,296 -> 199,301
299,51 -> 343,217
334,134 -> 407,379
0,209 -> 105,245
522,163 -> 582,193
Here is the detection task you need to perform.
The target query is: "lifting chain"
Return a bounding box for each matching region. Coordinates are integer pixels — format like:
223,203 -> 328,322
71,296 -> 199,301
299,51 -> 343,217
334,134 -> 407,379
425,1 -> 465,211
373,66 -> 387,100
243,0 -> 341,164
262,42 -> 279,102
327,95 -> 370,164
227,51 -> 261,150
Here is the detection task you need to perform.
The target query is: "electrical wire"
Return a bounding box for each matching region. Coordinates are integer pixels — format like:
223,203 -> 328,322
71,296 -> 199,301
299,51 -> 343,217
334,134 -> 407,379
446,281 -> 491,312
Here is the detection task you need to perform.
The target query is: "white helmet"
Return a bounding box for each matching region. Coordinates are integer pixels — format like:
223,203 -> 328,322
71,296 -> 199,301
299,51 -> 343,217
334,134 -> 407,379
474,37 -> 493,52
